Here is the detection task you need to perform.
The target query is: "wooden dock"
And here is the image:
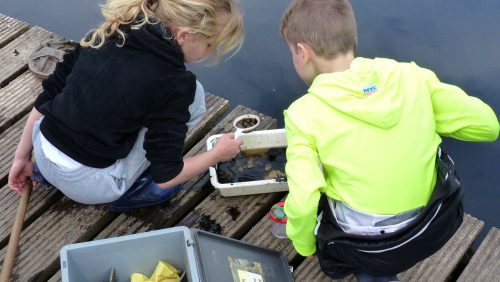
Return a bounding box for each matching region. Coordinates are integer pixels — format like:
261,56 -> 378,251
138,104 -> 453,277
0,14 -> 498,282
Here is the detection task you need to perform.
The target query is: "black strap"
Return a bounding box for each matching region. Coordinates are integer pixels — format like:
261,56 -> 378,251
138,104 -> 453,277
316,148 -> 463,248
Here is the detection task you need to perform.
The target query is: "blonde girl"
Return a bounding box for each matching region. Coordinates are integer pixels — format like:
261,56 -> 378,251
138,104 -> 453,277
9,0 -> 244,211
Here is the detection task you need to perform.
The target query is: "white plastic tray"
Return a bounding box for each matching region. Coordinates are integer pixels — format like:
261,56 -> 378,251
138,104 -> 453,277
207,128 -> 288,196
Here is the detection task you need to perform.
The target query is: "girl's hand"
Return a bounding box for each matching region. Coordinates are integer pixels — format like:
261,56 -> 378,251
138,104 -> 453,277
8,158 -> 33,194
212,133 -> 243,162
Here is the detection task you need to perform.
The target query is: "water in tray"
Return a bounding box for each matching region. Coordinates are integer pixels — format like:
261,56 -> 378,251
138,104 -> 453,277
216,148 -> 287,184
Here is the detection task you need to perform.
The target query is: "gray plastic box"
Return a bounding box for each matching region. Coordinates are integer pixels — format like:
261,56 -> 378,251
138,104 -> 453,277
60,226 -> 294,282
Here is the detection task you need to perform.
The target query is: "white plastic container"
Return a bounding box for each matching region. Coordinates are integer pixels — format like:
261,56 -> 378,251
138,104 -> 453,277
207,128 -> 288,196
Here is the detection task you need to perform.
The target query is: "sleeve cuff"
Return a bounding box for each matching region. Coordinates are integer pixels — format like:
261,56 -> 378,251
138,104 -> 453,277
291,240 -> 316,257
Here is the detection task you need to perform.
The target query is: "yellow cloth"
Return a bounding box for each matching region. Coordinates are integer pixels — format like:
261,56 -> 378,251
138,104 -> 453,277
131,260 -> 181,282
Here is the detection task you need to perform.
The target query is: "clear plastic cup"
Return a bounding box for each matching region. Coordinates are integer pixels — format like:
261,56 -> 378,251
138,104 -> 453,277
269,201 -> 287,239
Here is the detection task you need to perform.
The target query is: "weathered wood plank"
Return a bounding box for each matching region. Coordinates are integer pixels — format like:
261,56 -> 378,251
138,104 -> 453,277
241,197 -> 298,262
457,227 -> 499,282
0,115 -> 64,251
0,14 -> 29,49
0,199 -> 117,281
0,183 -> 62,250
293,214 -> 484,281
0,26 -> 62,88
47,271 -> 61,282
177,188 -> 285,239
183,92 -> 228,152
295,256 -> 356,282
0,71 -> 42,134
0,116 -> 26,187
400,214 -> 483,281
0,94 -> 229,281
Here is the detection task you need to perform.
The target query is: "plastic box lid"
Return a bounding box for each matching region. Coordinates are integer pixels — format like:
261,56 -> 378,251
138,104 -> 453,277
192,229 -> 293,282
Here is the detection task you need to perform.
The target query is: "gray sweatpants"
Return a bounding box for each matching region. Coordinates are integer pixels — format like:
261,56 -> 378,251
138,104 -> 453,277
32,81 -> 206,204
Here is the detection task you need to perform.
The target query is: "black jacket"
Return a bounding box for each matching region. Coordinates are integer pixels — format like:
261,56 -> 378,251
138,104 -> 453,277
34,23 -> 196,183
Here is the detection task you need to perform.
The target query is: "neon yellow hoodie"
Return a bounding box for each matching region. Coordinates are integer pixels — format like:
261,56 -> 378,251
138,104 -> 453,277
284,57 -> 499,256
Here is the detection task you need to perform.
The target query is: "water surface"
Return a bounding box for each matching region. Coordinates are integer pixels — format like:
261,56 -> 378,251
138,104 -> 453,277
1,0 -> 498,242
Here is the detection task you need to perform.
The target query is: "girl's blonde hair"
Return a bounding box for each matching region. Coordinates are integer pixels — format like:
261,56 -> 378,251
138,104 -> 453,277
81,0 -> 244,63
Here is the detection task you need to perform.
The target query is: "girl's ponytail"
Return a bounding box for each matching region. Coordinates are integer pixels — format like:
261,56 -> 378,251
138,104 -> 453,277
82,0 -> 244,64
81,0 -> 155,48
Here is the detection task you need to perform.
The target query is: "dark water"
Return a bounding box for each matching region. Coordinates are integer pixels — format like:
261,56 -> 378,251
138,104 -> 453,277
1,0 -> 498,242
216,148 -> 287,183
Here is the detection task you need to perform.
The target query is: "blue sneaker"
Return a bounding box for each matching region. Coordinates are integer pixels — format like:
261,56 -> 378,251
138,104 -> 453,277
355,272 -> 399,282
32,162 -> 53,187
107,168 -> 182,212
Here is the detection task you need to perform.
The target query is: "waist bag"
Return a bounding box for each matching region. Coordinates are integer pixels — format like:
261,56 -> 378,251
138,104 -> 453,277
315,148 -> 464,276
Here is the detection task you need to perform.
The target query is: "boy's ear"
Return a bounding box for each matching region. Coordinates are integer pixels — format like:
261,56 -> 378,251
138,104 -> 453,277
296,42 -> 313,63
174,28 -> 192,45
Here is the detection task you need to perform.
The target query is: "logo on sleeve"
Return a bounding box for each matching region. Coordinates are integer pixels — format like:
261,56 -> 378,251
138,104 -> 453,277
363,83 -> 378,95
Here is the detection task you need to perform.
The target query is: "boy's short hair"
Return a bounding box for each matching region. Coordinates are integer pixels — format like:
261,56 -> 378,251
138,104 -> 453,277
280,0 -> 357,59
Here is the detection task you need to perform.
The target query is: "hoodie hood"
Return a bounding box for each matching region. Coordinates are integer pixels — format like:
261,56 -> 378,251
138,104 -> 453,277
120,21 -> 186,69
308,57 -> 405,129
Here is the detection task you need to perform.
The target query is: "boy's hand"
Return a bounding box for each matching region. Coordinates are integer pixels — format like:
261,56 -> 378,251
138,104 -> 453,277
8,158 -> 33,195
212,133 -> 243,162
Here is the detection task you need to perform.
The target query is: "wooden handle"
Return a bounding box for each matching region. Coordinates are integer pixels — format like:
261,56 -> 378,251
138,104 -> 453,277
0,181 -> 32,282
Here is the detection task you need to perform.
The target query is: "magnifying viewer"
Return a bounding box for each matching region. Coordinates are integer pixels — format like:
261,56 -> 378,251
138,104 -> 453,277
233,114 -> 260,139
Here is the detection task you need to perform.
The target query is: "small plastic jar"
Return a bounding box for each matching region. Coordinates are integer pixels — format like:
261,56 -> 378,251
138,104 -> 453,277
269,201 -> 287,239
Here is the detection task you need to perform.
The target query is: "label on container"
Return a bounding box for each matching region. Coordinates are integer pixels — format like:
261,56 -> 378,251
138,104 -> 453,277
237,270 -> 264,282
228,256 -> 265,282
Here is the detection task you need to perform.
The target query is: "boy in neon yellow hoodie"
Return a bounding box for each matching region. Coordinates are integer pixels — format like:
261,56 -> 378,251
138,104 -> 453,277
280,0 -> 499,280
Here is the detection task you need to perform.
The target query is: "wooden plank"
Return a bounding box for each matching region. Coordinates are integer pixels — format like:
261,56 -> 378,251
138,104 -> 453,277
0,94 -> 229,281
183,92 -> 228,152
241,197 -> 298,262
0,116 -> 25,184
457,227 -> 499,282
400,214 -> 483,281
177,188 -> 285,239
0,14 -> 29,49
0,71 -> 43,134
295,256 -> 356,282
0,26 -> 62,88
293,214 -> 484,281
47,271 -> 61,282
0,199 -> 117,281
0,183 -> 62,250
0,116 -> 64,250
